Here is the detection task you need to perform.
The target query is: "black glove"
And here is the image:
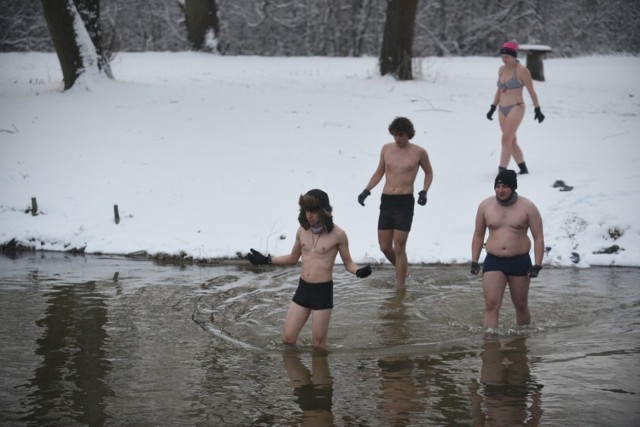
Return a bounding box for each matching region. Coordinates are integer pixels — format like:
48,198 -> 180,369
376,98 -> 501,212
358,189 -> 371,206
248,248 -> 271,265
528,264 -> 542,278
534,107 -> 545,123
470,262 -> 481,275
417,190 -> 427,206
356,265 -> 372,278
486,104 -> 497,121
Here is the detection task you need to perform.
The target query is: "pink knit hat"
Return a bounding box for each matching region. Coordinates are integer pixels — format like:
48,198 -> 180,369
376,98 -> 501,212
500,41 -> 518,57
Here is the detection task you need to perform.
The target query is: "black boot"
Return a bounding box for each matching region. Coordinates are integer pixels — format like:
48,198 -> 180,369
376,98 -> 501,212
517,162 -> 529,174
499,166 -> 507,173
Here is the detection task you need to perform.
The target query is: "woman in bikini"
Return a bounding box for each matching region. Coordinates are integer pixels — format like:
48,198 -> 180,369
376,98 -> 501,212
486,40 -> 545,174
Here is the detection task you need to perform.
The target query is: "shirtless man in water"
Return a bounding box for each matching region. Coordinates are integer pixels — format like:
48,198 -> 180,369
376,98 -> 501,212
248,189 -> 371,349
471,169 -> 544,329
358,117 -> 433,287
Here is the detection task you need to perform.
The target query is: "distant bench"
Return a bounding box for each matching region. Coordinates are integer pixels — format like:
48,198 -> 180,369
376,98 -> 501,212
518,44 -> 552,81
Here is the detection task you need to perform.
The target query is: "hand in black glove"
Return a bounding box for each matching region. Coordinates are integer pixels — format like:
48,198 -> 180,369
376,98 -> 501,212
470,262 -> 481,275
248,248 -> 271,265
356,265 -> 372,278
486,104 -> 497,121
528,264 -> 542,278
358,189 -> 371,206
534,107 -> 545,123
417,190 -> 427,206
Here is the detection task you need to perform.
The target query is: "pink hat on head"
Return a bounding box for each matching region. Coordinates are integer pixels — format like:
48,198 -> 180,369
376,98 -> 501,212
500,40 -> 518,57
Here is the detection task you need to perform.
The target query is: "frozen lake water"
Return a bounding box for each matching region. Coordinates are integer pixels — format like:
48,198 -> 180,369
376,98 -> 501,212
0,252 -> 638,425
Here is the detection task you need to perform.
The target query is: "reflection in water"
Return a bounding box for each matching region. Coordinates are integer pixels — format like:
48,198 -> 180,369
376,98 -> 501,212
377,356 -> 426,426
1,255 -> 638,425
471,336 -> 543,426
20,282 -> 112,426
376,287 -> 427,425
283,350 -> 334,426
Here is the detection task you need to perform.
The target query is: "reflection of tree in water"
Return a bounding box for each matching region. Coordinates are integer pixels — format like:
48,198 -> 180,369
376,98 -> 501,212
471,336 -> 543,426
20,282 -> 112,426
282,351 -> 334,426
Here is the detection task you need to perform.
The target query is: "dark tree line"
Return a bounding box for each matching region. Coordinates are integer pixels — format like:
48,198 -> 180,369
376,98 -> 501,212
3,0 -> 638,56
1,0 -> 638,88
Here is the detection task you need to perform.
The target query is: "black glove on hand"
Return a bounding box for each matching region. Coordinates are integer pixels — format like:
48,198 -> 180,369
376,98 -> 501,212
417,190 -> 427,206
356,265 -> 372,278
486,104 -> 497,121
534,107 -> 545,123
358,189 -> 371,206
528,264 -> 542,278
470,262 -> 480,275
248,248 -> 271,265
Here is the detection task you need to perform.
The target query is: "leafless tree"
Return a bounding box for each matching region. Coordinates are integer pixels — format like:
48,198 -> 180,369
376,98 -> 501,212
0,2 -> 51,51
181,0 -> 220,52
379,0 -> 418,80
41,0 -> 112,89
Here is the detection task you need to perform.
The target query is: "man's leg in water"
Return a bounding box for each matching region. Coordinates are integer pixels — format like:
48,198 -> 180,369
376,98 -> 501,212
378,229 -> 410,286
378,229 -> 396,266
392,229 -> 409,286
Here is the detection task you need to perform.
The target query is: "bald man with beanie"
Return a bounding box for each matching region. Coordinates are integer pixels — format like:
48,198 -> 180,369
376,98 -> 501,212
470,170 -> 545,329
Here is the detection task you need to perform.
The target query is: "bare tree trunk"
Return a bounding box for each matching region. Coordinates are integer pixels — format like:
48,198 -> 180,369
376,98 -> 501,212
183,0 -> 220,52
379,0 -> 418,80
75,0 -> 112,75
42,0 -> 83,89
42,0 -> 112,90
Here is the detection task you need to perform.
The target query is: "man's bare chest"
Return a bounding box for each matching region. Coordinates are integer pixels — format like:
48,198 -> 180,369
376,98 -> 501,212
385,152 -> 419,173
486,206 -> 528,230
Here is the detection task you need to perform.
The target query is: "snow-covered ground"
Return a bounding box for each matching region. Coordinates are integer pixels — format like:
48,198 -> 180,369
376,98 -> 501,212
1,53 -> 638,267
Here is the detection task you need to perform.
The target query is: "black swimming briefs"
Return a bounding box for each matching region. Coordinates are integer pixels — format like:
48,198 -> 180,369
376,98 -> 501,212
378,194 -> 415,231
292,278 -> 334,310
482,253 -> 532,277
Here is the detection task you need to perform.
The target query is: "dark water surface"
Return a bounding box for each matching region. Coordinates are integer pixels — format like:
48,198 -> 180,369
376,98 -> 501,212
1,253 -> 638,426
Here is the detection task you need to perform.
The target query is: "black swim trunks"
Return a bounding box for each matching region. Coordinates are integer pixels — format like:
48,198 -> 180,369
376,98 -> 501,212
483,253 -> 532,277
292,278 -> 334,310
378,194 -> 415,231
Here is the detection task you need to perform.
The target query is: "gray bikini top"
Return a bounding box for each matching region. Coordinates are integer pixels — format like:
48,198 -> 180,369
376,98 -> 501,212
497,71 -> 523,91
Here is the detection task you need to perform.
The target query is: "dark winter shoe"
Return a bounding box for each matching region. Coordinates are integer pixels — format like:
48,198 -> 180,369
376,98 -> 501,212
517,162 -> 529,174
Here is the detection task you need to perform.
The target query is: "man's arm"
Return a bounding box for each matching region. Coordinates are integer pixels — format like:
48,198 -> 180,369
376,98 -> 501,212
419,149 -> 433,193
471,202 -> 487,264
528,203 -> 545,266
271,229 -> 302,265
336,229 -> 359,274
364,147 -> 386,191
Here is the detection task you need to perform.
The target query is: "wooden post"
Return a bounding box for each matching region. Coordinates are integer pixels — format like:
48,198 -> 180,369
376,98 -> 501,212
518,44 -> 552,82
114,204 -> 120,224
31,197 -> 38,216
526,52 -> 546,81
